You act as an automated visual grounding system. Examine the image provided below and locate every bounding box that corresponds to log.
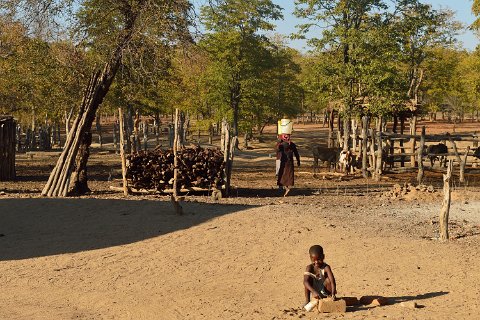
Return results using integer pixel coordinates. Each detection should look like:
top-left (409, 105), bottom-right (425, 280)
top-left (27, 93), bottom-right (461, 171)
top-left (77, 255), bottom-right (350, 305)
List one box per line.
top-left (109, 186), bottom-right (211, 194)
top-left (126, 147), bottom-right (225, 191)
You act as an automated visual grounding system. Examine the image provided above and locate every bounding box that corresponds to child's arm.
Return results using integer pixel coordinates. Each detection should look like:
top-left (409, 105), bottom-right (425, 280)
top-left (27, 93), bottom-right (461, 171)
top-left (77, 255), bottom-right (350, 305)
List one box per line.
top-left (303, 265), bottom-right (320, 301)
top-left (324, 265), bottom-right (337, 299)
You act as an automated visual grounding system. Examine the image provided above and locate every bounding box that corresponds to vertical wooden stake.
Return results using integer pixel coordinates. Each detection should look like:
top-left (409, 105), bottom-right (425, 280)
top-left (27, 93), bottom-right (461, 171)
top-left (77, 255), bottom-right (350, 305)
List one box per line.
top-left (173, 108), bottom-right (180, 199)
top-left (369, 128), bottom-right (376, 179)
top-left (375, 116), bottom-right (383, 181)
top-left (439, 160), bottom-right (453, 241)
top-left (361, 116), bottom-right (368, 178)
top-left (223, 122), bottom-right (231, 197)
top-left (417, 126), bottom-right (426, 185)
top-left (171, 108), bottom-right (183, 215)
top-left (410, 115), bottom-right (417, 167)
top-left (460, 146), bottom-right (470, 183)
top-left (118, 109), bottom-right (129, 196)
top-left (448, 135), bottom-right (467, 183)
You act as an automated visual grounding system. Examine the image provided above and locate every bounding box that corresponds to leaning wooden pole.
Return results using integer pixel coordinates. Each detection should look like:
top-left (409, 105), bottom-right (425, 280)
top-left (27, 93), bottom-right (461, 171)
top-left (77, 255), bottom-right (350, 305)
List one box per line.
top-left (41, 6), bottom-right (137, 197)
top-left (42, 72), bottom-right (99, 196)
top-left (439, 160), bottom-right (453, 241)
top-left (118, 109), bottom-right (129, 196)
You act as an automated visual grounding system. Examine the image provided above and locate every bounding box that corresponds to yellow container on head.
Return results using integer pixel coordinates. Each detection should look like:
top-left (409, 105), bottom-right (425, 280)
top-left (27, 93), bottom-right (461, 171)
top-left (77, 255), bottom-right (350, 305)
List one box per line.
top-left (277, 118), bottom-right (293, 135)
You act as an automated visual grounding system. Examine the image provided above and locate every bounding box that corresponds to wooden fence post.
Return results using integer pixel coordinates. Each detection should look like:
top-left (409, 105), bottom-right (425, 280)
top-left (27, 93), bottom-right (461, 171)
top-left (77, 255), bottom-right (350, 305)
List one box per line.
top-left (375, 116), bottom-right (383, 181)
top-left (118, 109), bottom-right (129, 196)
top-left (439, 160), bottom-right (453, 241)
top-left (361, 116), bottom-right (369, 178)
top-left (460, 146), bottom-right (470, 182)
top-left (223, 122), bottom-right (231, 197)
top-left (447, 134), bottom-right (468, 183)
top-left (369, 128), bottom-right (376, 179)
top-left (171, 108), bottom-right (183, 215)
top-left (417, 126), bottom-right (426, 184)
top-left (410, 115), bottom-right (417, 167)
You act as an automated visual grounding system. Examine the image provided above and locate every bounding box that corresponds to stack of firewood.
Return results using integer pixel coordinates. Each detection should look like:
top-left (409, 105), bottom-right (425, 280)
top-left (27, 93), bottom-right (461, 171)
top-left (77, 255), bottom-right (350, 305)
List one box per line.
top-left (126, 146), bottom-right (225, 191)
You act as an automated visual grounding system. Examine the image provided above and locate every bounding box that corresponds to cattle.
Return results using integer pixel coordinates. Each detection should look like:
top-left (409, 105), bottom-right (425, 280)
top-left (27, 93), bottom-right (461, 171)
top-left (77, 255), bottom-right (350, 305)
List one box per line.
top-left (424, 143), bottom-right (448, 167)
top-left (312, 146), bottom-right (341, 173)
top-left (473, 146), bottom-right (480, 159)
top-left (338, 150), bottom-right (351, 173)
top-left (338, 150), bottom-right (362, 174)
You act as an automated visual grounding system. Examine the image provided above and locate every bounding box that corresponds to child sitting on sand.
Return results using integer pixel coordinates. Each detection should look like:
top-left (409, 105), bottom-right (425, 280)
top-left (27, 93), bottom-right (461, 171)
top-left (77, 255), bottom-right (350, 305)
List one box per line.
top-left (303, 245), bottom-right (337, 306)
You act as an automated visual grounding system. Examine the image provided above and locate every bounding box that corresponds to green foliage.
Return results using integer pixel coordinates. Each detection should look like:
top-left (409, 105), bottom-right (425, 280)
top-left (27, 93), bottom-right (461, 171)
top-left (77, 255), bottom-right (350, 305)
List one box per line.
top-left (199, 0), bottom-right (285, 135)
top-left (74, 0), bottom-right (193, 116)
top-left (294, 0), bottom-right (460, 118)
top-left (0, 17), bottom-right (87, 125)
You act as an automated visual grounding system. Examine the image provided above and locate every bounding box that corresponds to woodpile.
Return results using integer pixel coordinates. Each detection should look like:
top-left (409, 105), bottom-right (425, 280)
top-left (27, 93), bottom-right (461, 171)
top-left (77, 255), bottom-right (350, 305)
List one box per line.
top-left (0, 115), bottom-right (16, 181)
top-left (126, 146), bottom-right (225, 191)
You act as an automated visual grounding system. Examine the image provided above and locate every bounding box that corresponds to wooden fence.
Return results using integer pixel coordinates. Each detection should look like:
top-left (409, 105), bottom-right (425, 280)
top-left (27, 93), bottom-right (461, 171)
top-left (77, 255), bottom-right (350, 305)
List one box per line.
top-left (0, 115), bottom-right (16, 181)
top-left (345, 125), bottom-right (479, 182)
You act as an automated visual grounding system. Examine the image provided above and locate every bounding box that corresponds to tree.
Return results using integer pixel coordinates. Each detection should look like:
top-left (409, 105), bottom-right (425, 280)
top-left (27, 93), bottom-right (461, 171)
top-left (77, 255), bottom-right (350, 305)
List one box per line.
top-left (200, 0), bottom-right (283, 139)
top-left (295, 0), bottom-right (393, 149)
top-left (237, 36), bottom-right (303, 134)
top-left (1, 0), bottom-right (193, 196)
top-left (294, 0), bottom-right (459, 126)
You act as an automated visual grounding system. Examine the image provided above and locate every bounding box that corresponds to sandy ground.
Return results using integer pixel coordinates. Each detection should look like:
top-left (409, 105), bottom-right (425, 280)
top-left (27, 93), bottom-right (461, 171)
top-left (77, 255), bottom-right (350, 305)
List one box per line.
top-left (1, 121), bottom-right (480, 319)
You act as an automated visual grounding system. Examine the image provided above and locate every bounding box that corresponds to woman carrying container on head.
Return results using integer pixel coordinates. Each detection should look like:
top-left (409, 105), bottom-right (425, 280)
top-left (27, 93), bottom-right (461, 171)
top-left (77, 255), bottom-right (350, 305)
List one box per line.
top-left (276, 133), bottom-right (300, 196)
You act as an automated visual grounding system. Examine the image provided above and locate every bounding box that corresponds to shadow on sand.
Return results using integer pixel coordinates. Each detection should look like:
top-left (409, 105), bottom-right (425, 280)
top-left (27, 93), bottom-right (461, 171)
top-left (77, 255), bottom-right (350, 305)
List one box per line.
top-left (348, 291), bottom-right (449, 312)
top-left (0, 198), bottom-right (257, 261)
